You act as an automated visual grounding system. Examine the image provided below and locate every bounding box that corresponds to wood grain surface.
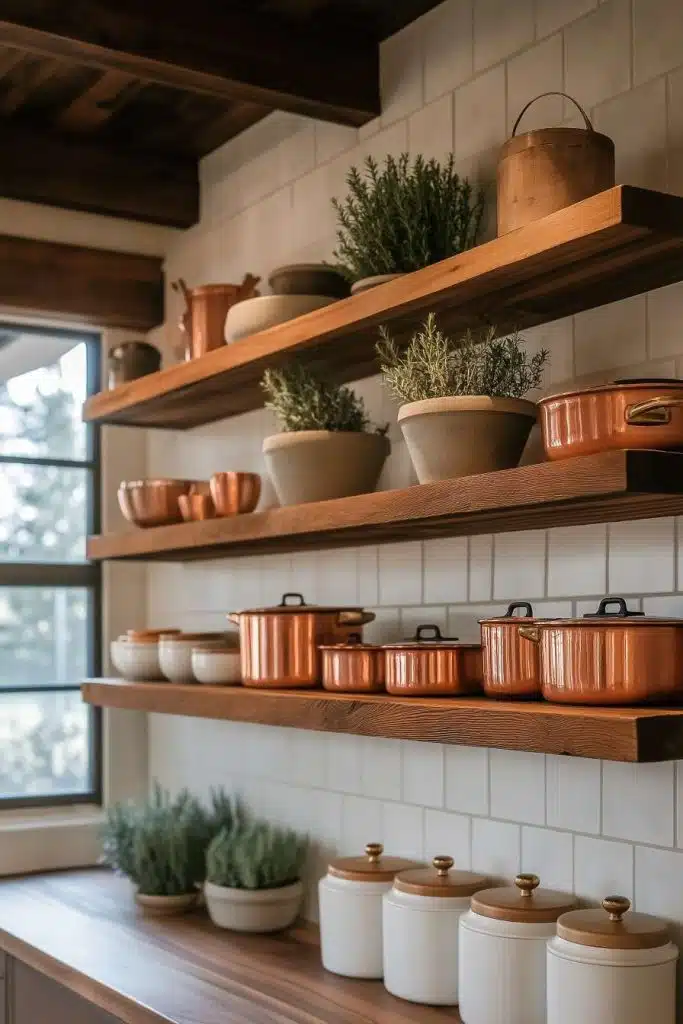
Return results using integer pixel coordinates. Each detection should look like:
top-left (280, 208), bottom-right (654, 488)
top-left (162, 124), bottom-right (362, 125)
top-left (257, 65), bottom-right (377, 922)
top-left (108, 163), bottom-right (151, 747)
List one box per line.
top-left (82, 185), bottom-right (683, 428)
top-left (87, 450), bottom-right (683, 562)
top-left (0, 870), bottom-right (460, 1024)
top-left (81, 678), bottom-right (683, 761)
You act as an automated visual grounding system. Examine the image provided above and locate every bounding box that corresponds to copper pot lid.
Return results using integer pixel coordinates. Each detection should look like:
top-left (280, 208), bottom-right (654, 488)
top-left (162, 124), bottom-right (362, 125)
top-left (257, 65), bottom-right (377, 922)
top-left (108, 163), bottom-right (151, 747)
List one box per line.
top-left (394, 856), bottom-right (488, 898)
top-left (541, 597), bottom-right (683, 627)
top-left (541, 377), bottom-right (683, 404)
top-left (471, 874), bottom-right (577, 923)
top-left (328, 843), bottom-right (421, 882)
top-left (232, 592), bottom-right (366, 615)
top-left (383, 624), bottom-right (479, 650)
top-left (557, 896), bottom-right (670, 950)
top-left (319, 633), bottom-right (379, 651)
top-left (480, 601), bottom-right (537, 625)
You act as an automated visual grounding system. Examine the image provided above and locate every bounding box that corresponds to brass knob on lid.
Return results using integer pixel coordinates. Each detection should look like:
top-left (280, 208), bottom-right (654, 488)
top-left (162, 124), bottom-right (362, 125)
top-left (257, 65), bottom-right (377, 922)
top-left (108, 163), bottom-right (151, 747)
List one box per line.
top-left (365, 843), bottom-right (383, 863)
top-left (433, 855), bottom-right (454, 877)
top-left (515, 874), bottom-right (540, 898)
top-left (603, 895), bottom-right (631, 921)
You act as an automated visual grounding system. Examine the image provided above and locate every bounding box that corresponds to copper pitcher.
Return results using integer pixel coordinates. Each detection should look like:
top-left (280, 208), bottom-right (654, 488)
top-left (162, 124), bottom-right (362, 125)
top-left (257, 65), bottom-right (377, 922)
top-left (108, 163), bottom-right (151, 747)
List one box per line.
top-left (172, 274), bottom-right (260, 361)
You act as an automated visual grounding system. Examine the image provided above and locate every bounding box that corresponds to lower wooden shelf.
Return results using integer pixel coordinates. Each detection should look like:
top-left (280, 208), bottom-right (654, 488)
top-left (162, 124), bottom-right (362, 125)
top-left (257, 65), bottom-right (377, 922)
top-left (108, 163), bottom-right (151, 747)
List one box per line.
top-left (81, 678), bottom-right (683, 762)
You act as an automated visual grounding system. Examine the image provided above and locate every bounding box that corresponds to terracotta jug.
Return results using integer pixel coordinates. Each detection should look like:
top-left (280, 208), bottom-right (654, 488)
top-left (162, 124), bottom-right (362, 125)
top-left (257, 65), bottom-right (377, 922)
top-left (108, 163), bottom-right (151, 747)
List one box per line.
top-left (172, 274), bottom-right (260, 360)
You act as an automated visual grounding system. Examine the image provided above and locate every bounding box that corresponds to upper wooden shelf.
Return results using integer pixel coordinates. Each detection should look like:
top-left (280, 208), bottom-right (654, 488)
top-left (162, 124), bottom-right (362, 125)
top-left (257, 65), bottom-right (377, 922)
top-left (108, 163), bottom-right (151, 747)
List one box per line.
top-left (88, 450), bottom-right (683, 561)
top-left (82, 678), bottom-right (683, 762)
top-left (84, 185), bottom-right (683, 430)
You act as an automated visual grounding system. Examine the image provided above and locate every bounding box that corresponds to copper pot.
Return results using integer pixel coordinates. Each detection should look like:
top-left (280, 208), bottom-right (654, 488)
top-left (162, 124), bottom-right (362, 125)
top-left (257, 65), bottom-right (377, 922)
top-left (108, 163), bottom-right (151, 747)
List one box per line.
top-left (480, 601), bottom-right (541, 699)
top-left (210, 472), bottom-right (261, 516)
top-left (383, 625), bottom-right (482, 697)
top-left (227, 593), bottom-right (375, 689)
top-left (539, 378), bottom-right (683, 461)
top-left (519, 597), bottom-right (683, 705)
top-left (172, 275), bottom-right (260, 360)
top-left (320, 633), bottom-right (385, 693)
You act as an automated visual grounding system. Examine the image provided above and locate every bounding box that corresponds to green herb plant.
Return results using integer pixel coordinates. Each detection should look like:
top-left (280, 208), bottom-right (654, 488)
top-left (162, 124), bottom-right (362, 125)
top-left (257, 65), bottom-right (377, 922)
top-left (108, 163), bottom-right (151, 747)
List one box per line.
top-left (263, 364), bottom-right (385, 434)
top-left (332, 154), bottom-right (484, 281)
top-left (377, 314), bottom-right (549, 405)
top-left (206, 821), bottom-right (308, 891)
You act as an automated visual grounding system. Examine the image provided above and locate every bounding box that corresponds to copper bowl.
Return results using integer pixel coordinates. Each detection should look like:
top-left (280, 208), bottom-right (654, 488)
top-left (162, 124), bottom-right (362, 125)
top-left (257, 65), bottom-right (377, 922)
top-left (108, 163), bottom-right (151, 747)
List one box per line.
top-left (118, 479), bottom-right (201, 528)
top-left (178, 493), bottom-right (216, 522)
top-left (210, 472), bottom-right (261, 517)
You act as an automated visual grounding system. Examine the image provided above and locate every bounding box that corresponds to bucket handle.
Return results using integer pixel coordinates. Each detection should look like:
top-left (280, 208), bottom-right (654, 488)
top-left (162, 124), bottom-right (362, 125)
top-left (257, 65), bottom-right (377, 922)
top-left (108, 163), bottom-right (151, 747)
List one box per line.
top-left (511, 92), bottom-right (594, 137)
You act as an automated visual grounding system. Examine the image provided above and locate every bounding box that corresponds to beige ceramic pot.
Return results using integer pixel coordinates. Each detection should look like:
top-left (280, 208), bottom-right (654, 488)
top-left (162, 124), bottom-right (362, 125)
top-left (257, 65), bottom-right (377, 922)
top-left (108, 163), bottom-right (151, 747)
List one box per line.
top-left (135, 891), bottom-right (198, 916)
top-left (350, 273), bottom-right (404, 295)
top-left (263, 430), bottom-right (390, 505)
top-left (398, 396), bottom-right (537, 483)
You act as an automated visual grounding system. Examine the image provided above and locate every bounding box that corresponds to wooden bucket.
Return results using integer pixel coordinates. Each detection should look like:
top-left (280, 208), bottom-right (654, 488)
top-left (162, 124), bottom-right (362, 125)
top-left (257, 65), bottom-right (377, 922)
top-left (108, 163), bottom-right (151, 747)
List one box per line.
top-left (497, 92), bottom-right (615, 235)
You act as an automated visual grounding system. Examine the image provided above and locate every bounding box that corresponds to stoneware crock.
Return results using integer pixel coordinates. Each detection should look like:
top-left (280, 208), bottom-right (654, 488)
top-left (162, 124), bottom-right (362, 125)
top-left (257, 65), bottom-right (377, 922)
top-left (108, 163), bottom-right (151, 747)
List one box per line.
top-left (383, 624), bottom-right (482, 696)
top-left (480, 601), bottom-right (541, 698)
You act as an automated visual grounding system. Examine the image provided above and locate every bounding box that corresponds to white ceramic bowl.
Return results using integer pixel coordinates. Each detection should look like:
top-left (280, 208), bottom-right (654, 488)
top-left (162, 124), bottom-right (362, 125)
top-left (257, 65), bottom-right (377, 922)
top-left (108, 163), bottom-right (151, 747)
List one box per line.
top-left (224, 294), bottom-right (337, 344)
top-left (191, 647), bottom-right (241, 685)
top-left (158, 633), bottom-right (227, 683)
top-left (110, 638), bottom-right (164, 681)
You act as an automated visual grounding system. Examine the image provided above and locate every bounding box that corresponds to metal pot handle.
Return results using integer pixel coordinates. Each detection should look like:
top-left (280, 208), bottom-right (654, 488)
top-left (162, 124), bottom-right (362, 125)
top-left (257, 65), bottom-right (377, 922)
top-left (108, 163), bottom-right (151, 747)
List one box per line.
top-left (583, 597), bottom-right (644, 618)
top-left (279, 592), bottom-right (307, 607)
top-left (504, 601), bottom-right (534, 618)
top-left (518, 625), bottom-right (541, 643)
top-left (338, 610), bottom-right (376, 626)
top-left (227, 612), bottom-right (240, 625)
top-left (410, 624), bottom-right (460, 642)
top-left (511, 92), bottom-right (593, 136)
top-left (625, 395), bottom-right (683, 425)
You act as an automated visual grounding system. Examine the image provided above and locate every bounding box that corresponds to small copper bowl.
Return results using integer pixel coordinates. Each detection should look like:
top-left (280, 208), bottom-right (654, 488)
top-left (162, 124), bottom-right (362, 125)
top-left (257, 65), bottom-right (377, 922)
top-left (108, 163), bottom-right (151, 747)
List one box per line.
top-left (178, 493), bottom-right (216, 522)
top-left (320, 633), bottom-right (385, 693)
top-left (210, 472), bottom-right (261, 517)
top-left (118, 479), bottom-right (200, 529)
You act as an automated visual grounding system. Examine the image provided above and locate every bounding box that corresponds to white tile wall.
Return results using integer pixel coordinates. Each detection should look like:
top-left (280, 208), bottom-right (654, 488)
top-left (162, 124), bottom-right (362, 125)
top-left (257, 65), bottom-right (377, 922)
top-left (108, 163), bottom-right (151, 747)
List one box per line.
top-left (144, 0), bottom-right (683, 1006)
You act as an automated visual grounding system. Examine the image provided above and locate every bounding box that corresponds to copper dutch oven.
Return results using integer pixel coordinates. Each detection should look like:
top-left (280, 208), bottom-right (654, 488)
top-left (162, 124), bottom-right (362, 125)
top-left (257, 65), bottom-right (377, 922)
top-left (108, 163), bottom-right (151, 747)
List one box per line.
top-left (480, 601), bottom-right (541, 699)
top-left (227, 592), bottom-right (375, 689)
top-left (518, 597), bottom-right (683, 705)
top-left (539, 378), bottom-right (683, 461)
top-left (383, 624), bottom-right (482, 697)
top-left (320, 633), bottom-right (385, 693)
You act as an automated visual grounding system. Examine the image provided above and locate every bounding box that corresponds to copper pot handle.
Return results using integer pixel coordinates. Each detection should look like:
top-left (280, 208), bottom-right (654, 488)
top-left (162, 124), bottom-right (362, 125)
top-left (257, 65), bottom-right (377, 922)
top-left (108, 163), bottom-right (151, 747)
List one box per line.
top-left (511, 92), bottom-right (593, 136)
top-left (339, 610), bottom-right (376, 626)
top-left (227, 612), bottom-right (240, 625)
top-left (518, 625), bottom-right (541, 643)
top-left (625, 395), bottom-right (683, 425)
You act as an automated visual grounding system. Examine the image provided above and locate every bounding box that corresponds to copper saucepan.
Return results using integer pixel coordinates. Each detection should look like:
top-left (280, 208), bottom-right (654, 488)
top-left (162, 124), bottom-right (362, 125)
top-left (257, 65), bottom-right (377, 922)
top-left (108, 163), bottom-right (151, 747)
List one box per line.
top-left (539, 378), bottom-right (683, 460)
top-left (519, 597), bottom-right (683, 705)
top-left (228, 592), bottom-right (375, 689)
top-left (320, 633), bottom-right (385, 693)
top-left (480, 601), bottom-right (541, 699)
top-left (383, 624), bottom-right (482, 697)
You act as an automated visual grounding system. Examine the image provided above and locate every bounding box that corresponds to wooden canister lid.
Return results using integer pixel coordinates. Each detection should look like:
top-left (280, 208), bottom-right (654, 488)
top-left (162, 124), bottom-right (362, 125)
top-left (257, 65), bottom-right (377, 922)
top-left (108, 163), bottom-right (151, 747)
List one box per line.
top-left (557, 896), bottom-right (670, 950)
top-left (471, 874), bottom-right (577, 923)
top-left (394, 856), bottom-right (488, 898)
top-left (328, 843), bottom-right (421, 882)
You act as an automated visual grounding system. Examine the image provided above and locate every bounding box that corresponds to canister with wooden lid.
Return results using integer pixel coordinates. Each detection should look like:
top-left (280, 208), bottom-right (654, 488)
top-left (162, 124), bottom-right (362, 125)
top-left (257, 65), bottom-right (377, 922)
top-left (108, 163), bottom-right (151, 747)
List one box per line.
top-left (547, 896), bottom-right (678, 1024)
top-left (318, 843), bottom-right (421, 979)
top-left (458, 873), bottom-right (577, 1024)
top-left (383, 855), bottom-right (488, 1005)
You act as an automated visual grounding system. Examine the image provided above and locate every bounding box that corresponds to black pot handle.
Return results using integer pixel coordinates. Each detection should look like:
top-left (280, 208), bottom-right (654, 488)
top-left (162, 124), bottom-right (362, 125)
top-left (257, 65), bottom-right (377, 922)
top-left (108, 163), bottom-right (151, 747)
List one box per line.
top-left (413, 624), bottom-right (460, 642)
top-left (583, 597), bottom-right (644, 618)
top-left (613, 377), bottom-right (683, 385)
top-left (504, 601), bottom-right (534, 619)
top-left (280, 592), bottom-right (306, 607)
top-left (346, 632), bottom-right (363, 645)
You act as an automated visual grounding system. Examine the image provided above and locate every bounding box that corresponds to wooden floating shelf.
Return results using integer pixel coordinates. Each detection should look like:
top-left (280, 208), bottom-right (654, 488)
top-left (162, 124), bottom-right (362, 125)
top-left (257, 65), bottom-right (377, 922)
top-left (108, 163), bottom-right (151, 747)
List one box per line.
top-left (84, 185), bottom-right (683, 430)
top-left (88, 450), bottom-right (683, 561)
top-left (82, 678), bottom-right (683, 762)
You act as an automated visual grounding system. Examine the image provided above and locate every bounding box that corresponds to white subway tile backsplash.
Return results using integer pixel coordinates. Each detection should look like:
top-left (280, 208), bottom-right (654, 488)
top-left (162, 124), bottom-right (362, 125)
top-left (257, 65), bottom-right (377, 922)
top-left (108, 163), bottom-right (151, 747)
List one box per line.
top-left (445, 745), bottom-right (490, 815)
top-left (647, 281), bottom-right (683, 360)
top-left (490, 750), bottom-right (546, 825)
top-left (357, 547), bottom-right (380, 607)
top-left (402, 741), bottom-right (445, 807)
top-left (359, 736), bottom-right (402, 801)
top-left (546, 756), bottom-right (602, 834)
top-left (608, 518), bottom-right (675, 594)
top-left (423, 0), bottom-right (473, 102)
top-left (634, 0), bottom-right (683, 85)
top-left (507, 35), bottom-right (564, 134)
top-left (383, 802), bottom-right (425, 859)
top-left (327, 734), bottom-right (363, 795)
top-left (547, 524), bottom-right (607, 597)
top-left (408, 93), bottom-right (454, 162)
top-left (635, 845), bottom-right (683, 918)
top-left (380, 19), bottom-right (424, 124)
top-left (602, 762), bottom-right (675, 847)
top-left (594, 77), bottom-right (668, 191)
top-left (379, 541), bottom-right (423, 605)
top-left (471, 818), bottom-right (521, 880)
top-left (574, 835), bottom-right (634, 902)
top-left (454, 65), bottom-right (507, 160)
top-left (424, 537), bottom-right (468, 604)
top-left (522, 827), bottom-right (574, 890)
top-left (535, 0), bottom-right (597, 38)
top-left (493, 530), bottom-right (546, 600)
top-left (425, 809), bottom-right (472, 867)
top-left (474, 0), bottom-right (534, 71)
top-left (468, 535), bottom-right (493, 600)
top-left (341, 795), bottom-right (384, 855)
top-left (574, 295), bottom-right (647, 375)
top-left (564, 0), bottom-right (631, 109)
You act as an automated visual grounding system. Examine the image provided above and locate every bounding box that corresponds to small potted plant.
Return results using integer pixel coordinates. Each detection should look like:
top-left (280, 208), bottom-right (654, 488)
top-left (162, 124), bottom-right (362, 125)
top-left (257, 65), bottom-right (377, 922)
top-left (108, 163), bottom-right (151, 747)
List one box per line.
top-left (204, 821), bottom-right (308, 932)
top-left (261, 364), bottom-right (389, 505)
top-left (332, 153), bottom-right (484, 294)
top-left (377, 314), bottom-right (548, 482)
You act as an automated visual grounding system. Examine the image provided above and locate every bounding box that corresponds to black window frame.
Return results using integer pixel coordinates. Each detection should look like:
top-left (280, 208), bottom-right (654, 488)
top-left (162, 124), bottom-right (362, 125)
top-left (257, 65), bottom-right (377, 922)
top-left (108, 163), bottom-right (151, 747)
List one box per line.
top-left (0, 323), bottom-right (102, 809)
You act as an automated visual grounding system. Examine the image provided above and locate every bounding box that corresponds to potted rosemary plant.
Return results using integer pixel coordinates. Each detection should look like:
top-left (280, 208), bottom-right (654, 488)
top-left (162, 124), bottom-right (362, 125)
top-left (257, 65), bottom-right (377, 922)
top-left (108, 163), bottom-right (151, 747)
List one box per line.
top-left (377, 314), bottom-right (548, 482)
top-left (332, 154), bottom-right (484, 294)
top-left (204, 821), bottom-right (308, 932)
top-left (262, 364), bottom-right (389, 505)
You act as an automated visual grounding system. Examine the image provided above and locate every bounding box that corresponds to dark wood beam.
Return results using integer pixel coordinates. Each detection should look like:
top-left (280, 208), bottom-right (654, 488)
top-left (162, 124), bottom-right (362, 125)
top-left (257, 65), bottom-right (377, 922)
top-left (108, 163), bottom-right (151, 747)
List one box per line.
top-left (0, 120), bottom-right (198, 227)
top-left (0, 0), bottom-right (380, 126)
top-left (0, 233), bottom-right (163, 330)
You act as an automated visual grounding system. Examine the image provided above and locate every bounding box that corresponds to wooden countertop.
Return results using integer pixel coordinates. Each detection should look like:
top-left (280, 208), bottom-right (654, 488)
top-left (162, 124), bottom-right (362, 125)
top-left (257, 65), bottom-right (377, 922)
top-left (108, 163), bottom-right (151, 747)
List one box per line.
top-left (0, 870), bottom-right (461, 1023)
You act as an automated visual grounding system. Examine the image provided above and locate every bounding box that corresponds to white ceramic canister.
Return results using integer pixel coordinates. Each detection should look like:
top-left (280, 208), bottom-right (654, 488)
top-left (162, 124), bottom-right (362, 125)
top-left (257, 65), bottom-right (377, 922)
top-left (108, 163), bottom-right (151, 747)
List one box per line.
top-left (458, 873), bottom-right (576, 1024)
top-left (383, 855), bottom-right (489, 1005)
top-left (318, 843), bottom-right (421, 979)
top-left (547, 895), bottom-right (678, 1024)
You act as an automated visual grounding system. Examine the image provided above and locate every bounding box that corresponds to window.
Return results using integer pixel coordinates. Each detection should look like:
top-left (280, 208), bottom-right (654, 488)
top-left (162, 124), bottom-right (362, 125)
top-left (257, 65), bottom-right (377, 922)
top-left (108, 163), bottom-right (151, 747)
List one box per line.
top-left (0, 325), bottom-right (101, 807)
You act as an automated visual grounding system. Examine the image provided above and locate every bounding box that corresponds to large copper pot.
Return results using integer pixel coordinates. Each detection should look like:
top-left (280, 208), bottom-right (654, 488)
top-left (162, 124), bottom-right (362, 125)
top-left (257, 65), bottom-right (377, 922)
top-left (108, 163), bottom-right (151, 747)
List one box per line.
top-left (383, 625), bottom-right (482, 697)
top-left (227, 593), bottom-right (375, 689)
top-left (518, 597), bottom-right (683, 705)
top-left (480, 601), bottom-right (541, 699)
top-left (320, 634), bottom-right (385, 693)
top-left (539, 378), bottom-right (683, 461)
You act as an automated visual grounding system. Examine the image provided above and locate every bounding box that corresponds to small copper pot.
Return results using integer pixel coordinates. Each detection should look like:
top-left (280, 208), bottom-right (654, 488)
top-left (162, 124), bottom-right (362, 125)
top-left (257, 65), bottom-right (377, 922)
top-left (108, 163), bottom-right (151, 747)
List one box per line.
top-left (539, 378), bottom-right (683, 460)
top-left (210, 472), bottom-right (261, 516)
top-left (480, 601), bottom-right (541, 699)
top-left (320, 633), bottom-right (385, 693)
top-left (519, 597), bottom-right (683, 705)
top-left (178, 493), bottom-right (216, 521)
top-left (383, 625), bottom-right (482, 697)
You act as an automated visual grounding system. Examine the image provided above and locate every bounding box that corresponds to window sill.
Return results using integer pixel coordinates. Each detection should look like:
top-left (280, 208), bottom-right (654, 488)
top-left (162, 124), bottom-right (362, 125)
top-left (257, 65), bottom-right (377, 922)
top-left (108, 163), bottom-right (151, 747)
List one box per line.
top-left (0, 804), bottom-right (102, 876)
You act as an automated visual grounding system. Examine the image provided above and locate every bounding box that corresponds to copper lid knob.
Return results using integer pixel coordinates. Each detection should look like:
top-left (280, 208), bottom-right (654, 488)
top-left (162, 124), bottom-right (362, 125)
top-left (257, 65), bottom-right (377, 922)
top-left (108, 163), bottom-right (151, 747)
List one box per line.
top-left (602, 895), bottom-right (631, 921)
top-left (365, 843), bottom-right (383, 863)
top-left (433, 855), bottom-right (454, 877)
top-left (515, 873), bottom-right (540, 898)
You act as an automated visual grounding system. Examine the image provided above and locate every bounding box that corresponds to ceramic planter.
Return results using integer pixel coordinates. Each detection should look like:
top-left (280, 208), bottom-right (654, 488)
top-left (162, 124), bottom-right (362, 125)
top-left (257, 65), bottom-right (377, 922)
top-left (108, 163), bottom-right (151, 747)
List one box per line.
top-left (350, 273), bottom-right (404, 295)
top-left (263, 430), bottom-right (390, 506)
top-left (397, 395), bottom-right (537, 483)
top-left (204, 879), bottom-right (303, 932)
top-left (135, 891), bottom-right (198, 916)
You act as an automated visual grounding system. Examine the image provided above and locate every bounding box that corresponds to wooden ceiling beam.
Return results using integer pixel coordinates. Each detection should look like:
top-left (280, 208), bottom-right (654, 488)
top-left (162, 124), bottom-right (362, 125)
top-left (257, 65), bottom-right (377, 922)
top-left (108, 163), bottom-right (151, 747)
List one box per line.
top-left (57, 69), bottom-right (141, 130)
top-left (0, 1), bottom-right (380, 126)
top-left (0, 120), bottom-right (198, 227)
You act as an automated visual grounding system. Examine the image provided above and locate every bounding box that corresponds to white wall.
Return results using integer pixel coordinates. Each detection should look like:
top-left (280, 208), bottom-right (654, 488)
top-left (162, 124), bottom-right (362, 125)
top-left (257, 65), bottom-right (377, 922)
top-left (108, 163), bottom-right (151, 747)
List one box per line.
top-left (146, 0), bottom-right (683, 1005)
